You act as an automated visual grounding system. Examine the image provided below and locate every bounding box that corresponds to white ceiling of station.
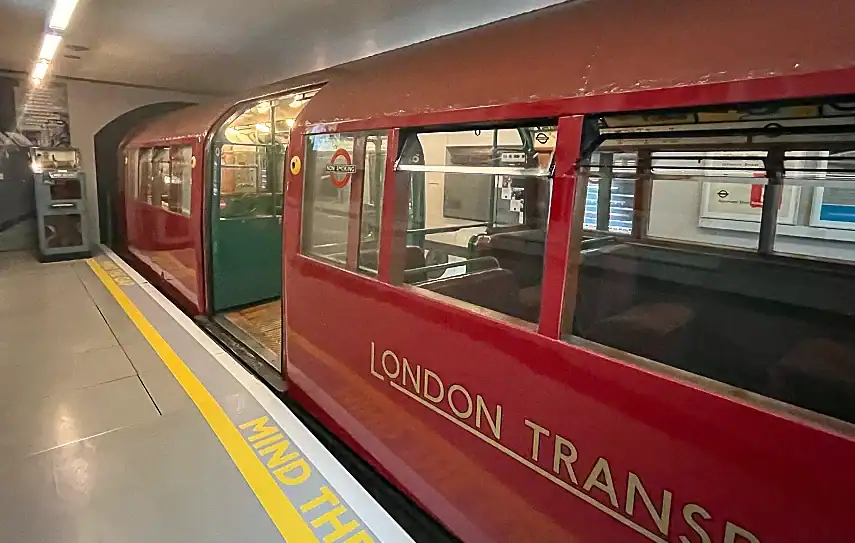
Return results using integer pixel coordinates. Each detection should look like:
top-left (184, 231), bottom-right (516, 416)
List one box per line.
top-left (0, 0), bottom-right (568, 95)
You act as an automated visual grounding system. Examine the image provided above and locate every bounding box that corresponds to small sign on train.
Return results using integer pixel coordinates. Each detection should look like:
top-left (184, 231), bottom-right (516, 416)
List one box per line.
top-left (326, 148), bottom-right (355, 188)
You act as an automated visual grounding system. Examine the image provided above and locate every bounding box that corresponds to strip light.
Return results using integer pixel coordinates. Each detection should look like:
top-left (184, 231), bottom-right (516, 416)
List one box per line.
top-left (48, 0), bottom-right (80, 31)
top-left (38, 33), bottom-right (62, 62)
top-left (31, 0), bottom-right (82, 85)
top-left (32, 60), bottom-right (50, 82)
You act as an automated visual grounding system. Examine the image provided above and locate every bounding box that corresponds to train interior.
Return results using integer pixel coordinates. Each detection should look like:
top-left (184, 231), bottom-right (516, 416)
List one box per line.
top-left (211, 90), bottom-right (316, 370)
top-left (392, 99), bottom-right (855, 425)
top-left (395, 126), bottom-right (555, 325)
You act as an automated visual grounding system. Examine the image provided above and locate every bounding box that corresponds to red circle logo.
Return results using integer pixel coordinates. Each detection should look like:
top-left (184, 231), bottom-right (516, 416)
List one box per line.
top-left (326, 148), bottom-right (355, 188)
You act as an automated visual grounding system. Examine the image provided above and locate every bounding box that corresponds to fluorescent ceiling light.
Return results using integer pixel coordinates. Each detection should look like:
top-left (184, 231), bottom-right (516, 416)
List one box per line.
top-left (31, 59), bottom-right (50, 82)
top-left (49, 0), bottom-right (80, 31)
top-left (285, 119), bottom-right (295, 128)
top-left (255, 123), bottom-right (271, 133)
top-left (39, 33), bottom-right (62, 61)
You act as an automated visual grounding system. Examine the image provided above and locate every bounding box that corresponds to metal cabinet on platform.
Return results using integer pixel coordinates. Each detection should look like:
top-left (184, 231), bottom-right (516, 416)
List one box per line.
top-left (32, 147), bottom-right (91, 261)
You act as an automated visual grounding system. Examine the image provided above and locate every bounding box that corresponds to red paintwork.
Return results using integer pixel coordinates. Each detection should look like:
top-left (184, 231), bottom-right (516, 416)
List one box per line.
top-left (122, 137), bottom-right (206, 314)
top-left (283, 1), bottom-right (855, 541)
top-left (300, 0), bottom-right (855, 130)
top-left (117, 72), bottom-right (333, 315)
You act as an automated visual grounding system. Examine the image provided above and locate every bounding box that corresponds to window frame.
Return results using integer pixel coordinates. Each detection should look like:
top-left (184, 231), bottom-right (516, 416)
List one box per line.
top-left (299, 130), bottom-right (390, 274)
top-left (384, 122), bottom-right (563, 330)
top-left (133, 144), bottom-right (193, 217)
top-left (559, 104), bottom-right (855, 428)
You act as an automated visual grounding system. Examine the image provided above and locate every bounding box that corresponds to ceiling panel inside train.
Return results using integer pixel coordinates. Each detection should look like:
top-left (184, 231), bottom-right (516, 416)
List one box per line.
top-left (0, 0), bottom-right (568, 95)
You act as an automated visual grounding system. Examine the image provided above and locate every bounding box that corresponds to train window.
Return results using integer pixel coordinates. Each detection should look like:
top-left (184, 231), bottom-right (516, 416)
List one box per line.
top-left (138, 148), bottom-right (153, 204)
top-left (218, 145), bottom-right (272, 218)
top-left (395, 125), bottom-right (557, 325)
top-left (127, 150), bottom-right (139, 199)
top-left (567, 101), bottom-right (855, 424)
top-left (152, 148), bottom-right (171, 211)
top-left (358, 134), bottom-right (388, 274)
top-left (216, 91), bottom-right (318, 220)
top-left (301, 133), bottom-right (357, 266)
top-left (170, 146), bottom-right (192, 216)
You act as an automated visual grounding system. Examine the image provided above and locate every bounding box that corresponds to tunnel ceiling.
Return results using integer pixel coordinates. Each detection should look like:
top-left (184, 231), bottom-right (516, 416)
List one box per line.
top-left (0, 0), bottom-right (568, 95)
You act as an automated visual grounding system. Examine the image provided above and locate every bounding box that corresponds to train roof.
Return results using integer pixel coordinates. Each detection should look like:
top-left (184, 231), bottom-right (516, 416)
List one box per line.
top-left (123, 70), bottom-right (335, 147)
top-left (125, 0), bottom-right (855, 147)
top-left (301, 0), bottom-right (855, 127)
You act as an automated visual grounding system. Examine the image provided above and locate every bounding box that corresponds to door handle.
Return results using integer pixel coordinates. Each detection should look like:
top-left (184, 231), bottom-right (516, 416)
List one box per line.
top-left (50, 203), bottom-right (76, 209)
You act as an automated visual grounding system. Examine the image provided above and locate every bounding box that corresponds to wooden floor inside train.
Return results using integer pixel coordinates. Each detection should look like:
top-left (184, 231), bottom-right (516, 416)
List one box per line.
top-left (217, 300), bottom-right (282, 370)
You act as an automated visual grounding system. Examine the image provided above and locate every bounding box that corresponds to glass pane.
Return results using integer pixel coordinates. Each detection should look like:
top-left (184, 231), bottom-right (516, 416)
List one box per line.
top-left (49, 177), bottom-right (82, 201)
top-left (219, 145), bottom-right (273, 219)
top-left (138, 149), bottom-right (153, 204)
top-left (32, 148), bottom-right (79, 172)
top-left (571, 142), bottom-right (855, 424)
top-left (171, 146), bottom-right (192, 216)
top-left (44, 214), bottom-right (82, 248)
top-left (152, 148), bottom-right (170, 211)
top-left (224, 102), bottom-right (273, 145)
top-left (398, 125), bottom-right (556, 324)
top-left (358, 134), bottom-right (388, 274)
top-left (301, 133), bottom-right (356, 265)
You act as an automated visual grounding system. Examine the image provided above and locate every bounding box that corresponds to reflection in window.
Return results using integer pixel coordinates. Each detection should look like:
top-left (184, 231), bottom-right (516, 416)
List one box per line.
top-left (216, 90), bottom-right (319, 220)
top-left (301, 133), bottom-right (356, 265)
top-left (171, 146), bottom-right (193, 216)
top-left (138, 148), bottom-right (153, 204)
top-left (569, 105), bottom-right (855, 425)
top-left (396, 125), bottom-right (557, 324)
top-left (358, 134), bottom-right (388, 274)
top-left (134, 146), bottom-right (192, 215)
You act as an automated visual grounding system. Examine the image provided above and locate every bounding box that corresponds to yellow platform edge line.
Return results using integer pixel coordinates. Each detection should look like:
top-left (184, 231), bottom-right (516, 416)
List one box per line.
top-left (86, 258), bottom-right (320, 543)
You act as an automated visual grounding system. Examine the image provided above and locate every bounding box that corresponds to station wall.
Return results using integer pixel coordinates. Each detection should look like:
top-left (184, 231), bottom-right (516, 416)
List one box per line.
top-left (65, 79), bottom-right (208, 244)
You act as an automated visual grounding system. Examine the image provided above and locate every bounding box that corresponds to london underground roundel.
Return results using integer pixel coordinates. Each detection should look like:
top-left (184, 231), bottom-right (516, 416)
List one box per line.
top-left (326, 148), bottom-right (355, 188)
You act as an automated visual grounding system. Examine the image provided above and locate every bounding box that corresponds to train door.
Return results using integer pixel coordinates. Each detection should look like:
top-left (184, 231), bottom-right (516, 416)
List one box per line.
top-left (209, 91), bottom-right (315, 369)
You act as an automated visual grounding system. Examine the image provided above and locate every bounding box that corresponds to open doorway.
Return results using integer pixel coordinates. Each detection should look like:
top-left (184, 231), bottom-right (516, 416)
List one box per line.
top-left (94, 101), bottom-right (194, 249)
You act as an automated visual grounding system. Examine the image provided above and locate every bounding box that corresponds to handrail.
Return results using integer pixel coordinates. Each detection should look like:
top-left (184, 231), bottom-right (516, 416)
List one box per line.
top-left (404, 256), bottom-right (499, 279)
top-left (406, 222), bottom-right (490, 236)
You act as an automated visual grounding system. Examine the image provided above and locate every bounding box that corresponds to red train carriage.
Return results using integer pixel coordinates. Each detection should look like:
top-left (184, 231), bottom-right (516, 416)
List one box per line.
top-left (118, 77), bottom-right (326, 376)
top-left (283, 0), bottom-right (855, 541)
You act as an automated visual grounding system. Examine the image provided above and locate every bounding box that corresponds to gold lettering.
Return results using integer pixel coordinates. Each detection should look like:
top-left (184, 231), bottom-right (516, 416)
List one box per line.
top-left (582, 457), bottom-right (618, 508)
top-left (301, 486), bottom-right (340, 513)
top-left (679, 503), bottom-right (712, 543)
top-left (381, 350), bottom-right (400, 379)
top-left (274, 458), bottom-right (311, 486)
top-left (447, 384), bottom-right (473, 419)
top-left (402, 359), bottom-right (420, 393)
top-left (239, 416), bottom-right (278, 442)
top-left (626, 472), bottom-right (672, 536)
top-left (475, 396), bottom-right (502, 440)
top-left (526, 419), bottom-right (550, 462)
top-left (344, 531), bottom-right (376, 543)
top-left (423, 369), bottom-right (444, 403)
top-left (552, 434), bottom-right (579, 484)
top-left (724, 522), bottom-right (760, 543)
top-left (259, 438), bottom-right (298, 469)
top-left (370, 342), bottom-right (384, 381)
top-left (311, 505), bottom-right (359, 542)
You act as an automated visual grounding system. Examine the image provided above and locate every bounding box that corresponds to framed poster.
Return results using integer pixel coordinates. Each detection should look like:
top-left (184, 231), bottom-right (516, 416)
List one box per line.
top-left (700, 182), bottom-right (800, 224)
top-left (810, 186), bottom-right (855, 230)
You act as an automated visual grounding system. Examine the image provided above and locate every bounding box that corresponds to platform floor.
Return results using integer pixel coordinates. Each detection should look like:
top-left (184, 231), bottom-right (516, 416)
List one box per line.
top-left (0, 249), bottom-right (412, 543)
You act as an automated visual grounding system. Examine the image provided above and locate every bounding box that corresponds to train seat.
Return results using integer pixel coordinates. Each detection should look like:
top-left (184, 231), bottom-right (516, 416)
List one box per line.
top-left (770, 338), bottom-right (855, 421)
top-left (424, 268), bottom-right (523, 320)
top-left (583, 301), bottom-right (695, 366)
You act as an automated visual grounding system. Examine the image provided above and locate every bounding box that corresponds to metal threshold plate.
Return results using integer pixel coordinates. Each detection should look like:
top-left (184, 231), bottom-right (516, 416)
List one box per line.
top-left (216, 299), bottom-right (282, 370)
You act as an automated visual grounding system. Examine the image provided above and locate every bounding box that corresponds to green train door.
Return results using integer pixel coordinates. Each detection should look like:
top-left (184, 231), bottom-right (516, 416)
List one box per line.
top-left (209, 97), bottom-right (300, 313)
top-left (210, 141), bottom-right (284, 312)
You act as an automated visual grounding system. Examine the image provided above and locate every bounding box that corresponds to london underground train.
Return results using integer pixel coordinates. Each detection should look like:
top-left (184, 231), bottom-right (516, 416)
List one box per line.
top-left (122, 0), bottom-right (855, 541)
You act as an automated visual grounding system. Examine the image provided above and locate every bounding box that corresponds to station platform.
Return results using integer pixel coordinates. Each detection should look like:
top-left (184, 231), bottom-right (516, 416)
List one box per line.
top-left (0, 248), bottom-right (415, 543)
